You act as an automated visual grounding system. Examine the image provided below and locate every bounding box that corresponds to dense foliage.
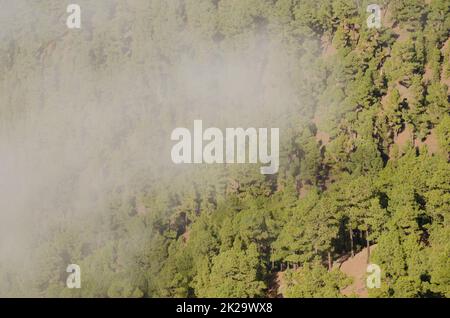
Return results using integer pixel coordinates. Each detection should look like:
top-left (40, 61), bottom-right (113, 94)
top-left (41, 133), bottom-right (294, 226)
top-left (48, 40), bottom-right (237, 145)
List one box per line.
top-left (0, 0), bottom-right (449, 298)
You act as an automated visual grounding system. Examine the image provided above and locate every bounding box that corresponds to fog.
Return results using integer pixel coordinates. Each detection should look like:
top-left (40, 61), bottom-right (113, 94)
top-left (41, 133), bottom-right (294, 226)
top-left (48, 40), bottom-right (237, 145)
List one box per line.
top-left (0, 1), bottom-right (317, 295)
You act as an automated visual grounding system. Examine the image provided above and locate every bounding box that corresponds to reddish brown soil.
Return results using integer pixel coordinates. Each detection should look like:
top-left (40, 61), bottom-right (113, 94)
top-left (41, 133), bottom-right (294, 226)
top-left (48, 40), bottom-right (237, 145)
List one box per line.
top-left (269, 272), bottom-right (285, 298)
top-left (313, 114), bottom-right (331, 146)
top-left (182, 229), bottom-right (190, 244)
top-left (394, 125), bottom-right (413, 149)
top-left (338, 245), bottom-right (377, 298)
top-left (397, 82), bottom-right (413, 101)
top-left (415, 129), bottom-right (439, 155)
top-left (392, 26), bottom-right (409, 42)
top-left (315, 131), bottom-right (331, 146)
top-left (321, 34), bottom-right (337, 58)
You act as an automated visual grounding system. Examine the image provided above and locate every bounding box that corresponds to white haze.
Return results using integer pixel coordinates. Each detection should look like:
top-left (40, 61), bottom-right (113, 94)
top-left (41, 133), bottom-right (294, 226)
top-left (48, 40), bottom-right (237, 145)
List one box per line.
top-left (0, 0), bottom-right (317, 295)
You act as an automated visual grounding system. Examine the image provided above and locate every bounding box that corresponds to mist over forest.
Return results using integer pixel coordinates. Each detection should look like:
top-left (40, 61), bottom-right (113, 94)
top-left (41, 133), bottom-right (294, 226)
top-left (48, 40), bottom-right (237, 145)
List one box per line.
top-left (0, 0), bottom-right (449, 298)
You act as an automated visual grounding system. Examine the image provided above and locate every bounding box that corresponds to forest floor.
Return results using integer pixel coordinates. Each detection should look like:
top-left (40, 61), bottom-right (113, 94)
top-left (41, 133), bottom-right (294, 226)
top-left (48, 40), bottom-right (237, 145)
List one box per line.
top-left (268, 272), bottom-right (285, 298)
top-left (271, 245), bottom-right (377, 298)
top-left (336, 245), bottom-right (376, 298)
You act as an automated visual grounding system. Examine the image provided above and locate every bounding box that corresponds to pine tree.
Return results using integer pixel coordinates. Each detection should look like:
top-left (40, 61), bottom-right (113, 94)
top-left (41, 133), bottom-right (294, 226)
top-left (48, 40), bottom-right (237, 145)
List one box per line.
top-left (197, 243), bottom-right (265, 297)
